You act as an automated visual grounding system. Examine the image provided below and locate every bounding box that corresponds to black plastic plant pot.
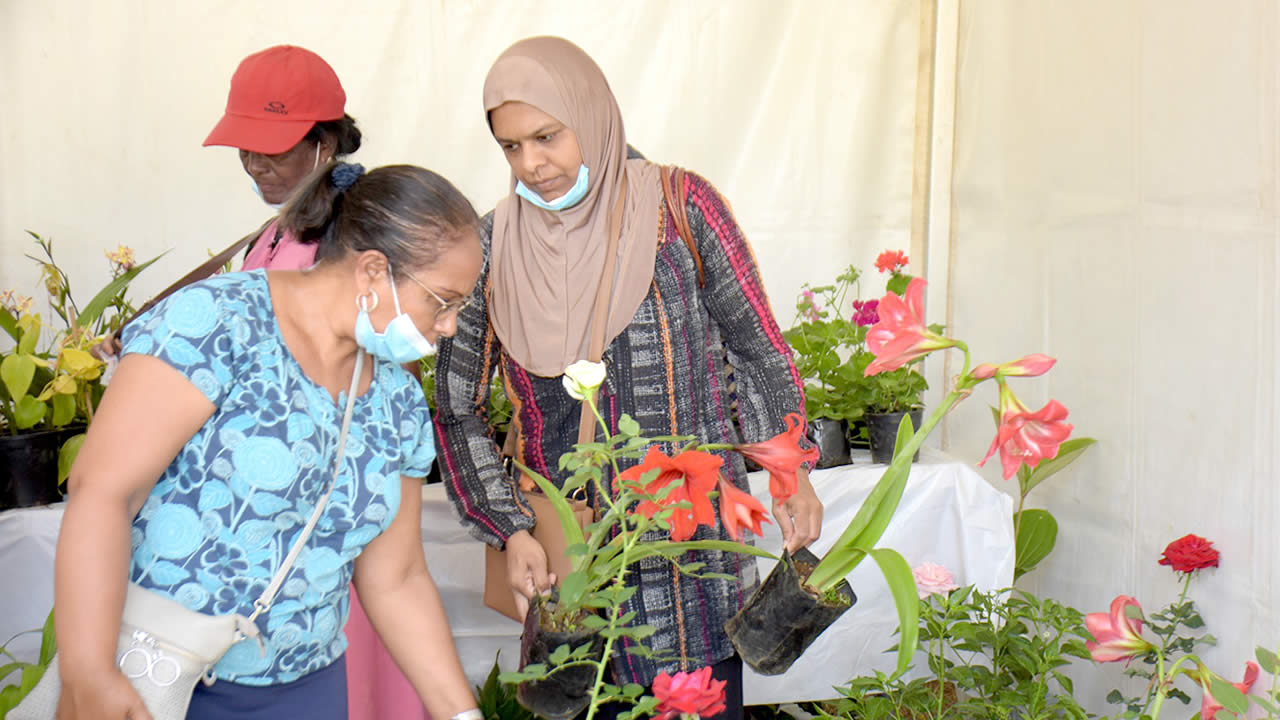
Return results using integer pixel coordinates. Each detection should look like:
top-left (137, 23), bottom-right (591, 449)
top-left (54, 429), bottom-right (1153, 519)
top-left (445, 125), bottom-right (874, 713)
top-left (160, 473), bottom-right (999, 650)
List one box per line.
top-left (809, 417), bottom-right (851, 469)
top-left (0, 426), bottom-right (78, 510)
top-left (865, 409), bottom-right (923, 464)
top-left (724, 547), bottom-right (856, 676)
top-left (516, 598), bottom-right (606, 720)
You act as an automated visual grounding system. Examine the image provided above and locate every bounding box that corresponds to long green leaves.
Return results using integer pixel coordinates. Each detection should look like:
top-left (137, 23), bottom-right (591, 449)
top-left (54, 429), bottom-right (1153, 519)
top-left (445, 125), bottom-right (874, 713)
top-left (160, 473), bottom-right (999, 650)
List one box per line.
top-left (74, 254), bottom-right (165, 331)
top-left (866, 547), bottom-right (918, 678)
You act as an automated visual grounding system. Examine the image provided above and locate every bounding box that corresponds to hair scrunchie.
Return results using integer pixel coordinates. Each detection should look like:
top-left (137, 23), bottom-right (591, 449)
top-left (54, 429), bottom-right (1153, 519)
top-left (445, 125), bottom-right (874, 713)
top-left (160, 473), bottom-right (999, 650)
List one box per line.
top-left (330, 162), bottom-right (366, 193)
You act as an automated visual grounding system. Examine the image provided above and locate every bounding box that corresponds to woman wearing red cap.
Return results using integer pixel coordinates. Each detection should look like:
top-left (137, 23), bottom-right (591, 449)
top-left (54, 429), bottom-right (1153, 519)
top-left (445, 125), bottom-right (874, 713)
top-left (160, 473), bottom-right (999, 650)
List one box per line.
top-left (203, 44), bottom-right (363, 272)
top-left (203, 46), bottom-right (425, 720)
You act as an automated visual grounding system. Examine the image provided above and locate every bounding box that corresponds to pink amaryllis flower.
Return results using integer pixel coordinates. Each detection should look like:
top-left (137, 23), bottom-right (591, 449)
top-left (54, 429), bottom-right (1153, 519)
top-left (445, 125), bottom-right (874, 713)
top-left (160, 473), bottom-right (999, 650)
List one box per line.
top-left (1197, 661), bottom-right (1260, 720)
top-left (1084, 596), bottom-right (1155, 663)
top-left (864, 277), bottom-right (956, 375)
top-left (734, 413), bottom-right (818, 503)
top-left (970, 354), bottom-right (1058, 380)
top-left (978, 382), bottom-right (1074, 480)
top-left (717, 476), bottom-right (771, 541)
top-left (653, 666), bottom-right (727, 720)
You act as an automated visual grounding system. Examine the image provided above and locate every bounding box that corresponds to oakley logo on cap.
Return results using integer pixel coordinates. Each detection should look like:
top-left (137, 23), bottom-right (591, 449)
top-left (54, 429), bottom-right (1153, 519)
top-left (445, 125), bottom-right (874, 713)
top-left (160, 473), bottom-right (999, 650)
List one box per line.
top-left (264, 101), bottom-right (288, 115)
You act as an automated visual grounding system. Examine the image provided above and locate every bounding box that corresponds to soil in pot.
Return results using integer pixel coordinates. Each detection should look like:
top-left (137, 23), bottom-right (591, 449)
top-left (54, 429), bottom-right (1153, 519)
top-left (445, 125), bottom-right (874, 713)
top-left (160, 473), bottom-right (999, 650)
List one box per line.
top-left (517, 597), bottom-right (606, 720)
top-left (809, 418), bottom-right (851, 469)
top-left (865, 409), bottom-right (923, 464)
top-left (0, 426), bottom-right (80, 510)
top-left (724, 547), bottom-right (856, 676)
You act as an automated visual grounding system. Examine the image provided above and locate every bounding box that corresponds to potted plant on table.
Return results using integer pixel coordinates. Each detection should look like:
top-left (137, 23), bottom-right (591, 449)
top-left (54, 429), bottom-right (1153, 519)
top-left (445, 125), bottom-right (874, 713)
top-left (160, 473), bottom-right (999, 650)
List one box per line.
top-left (784, 251), bottom-right (934, 467)
top-left (0, 233), bottom-right (159, 509)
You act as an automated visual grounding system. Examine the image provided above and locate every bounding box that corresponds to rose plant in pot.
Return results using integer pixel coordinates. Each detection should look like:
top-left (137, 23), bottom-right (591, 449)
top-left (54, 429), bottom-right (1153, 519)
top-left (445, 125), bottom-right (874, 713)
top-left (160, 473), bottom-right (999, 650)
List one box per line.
top-left (498, 362), bottom-right (814, 720)
top-left (725, 275), bottom-right (1079, 680)
top-left (0, 233), bottom-right (160, 509)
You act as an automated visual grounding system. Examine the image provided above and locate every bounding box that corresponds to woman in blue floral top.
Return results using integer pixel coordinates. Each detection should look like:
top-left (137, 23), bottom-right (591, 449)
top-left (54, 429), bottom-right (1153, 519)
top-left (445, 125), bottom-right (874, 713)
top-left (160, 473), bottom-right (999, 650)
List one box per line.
top-left (52, 163), bottom-right (486, 720)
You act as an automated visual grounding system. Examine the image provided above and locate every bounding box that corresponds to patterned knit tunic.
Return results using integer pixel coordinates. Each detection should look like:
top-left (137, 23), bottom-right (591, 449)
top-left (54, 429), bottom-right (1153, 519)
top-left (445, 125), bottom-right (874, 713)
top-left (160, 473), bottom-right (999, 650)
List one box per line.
top-left (434, 171), bottom-right (806, 685)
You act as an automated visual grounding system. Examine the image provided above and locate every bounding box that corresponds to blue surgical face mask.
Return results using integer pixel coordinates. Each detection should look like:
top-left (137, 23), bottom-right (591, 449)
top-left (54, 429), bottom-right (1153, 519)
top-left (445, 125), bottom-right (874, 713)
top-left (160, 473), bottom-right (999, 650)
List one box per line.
top-left (515, 164), bottom-right (590, 211)
top-left (250, 179), bottom-right (286, 210)
top-left (354, 270), bottom-right (436, 363)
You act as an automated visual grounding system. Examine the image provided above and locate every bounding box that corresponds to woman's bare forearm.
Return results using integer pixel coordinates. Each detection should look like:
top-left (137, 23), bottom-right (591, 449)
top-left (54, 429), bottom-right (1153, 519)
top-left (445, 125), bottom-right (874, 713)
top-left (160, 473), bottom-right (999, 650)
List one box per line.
top-left (53, 485), bottom-right (136, 680)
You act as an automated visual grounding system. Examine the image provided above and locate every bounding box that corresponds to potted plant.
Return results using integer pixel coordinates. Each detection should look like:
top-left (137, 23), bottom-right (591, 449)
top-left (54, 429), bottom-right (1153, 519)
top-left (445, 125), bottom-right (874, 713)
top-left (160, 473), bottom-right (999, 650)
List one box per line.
top-left (783, 265), bottom-right (870, 467)
top-left (498, 362), bottom-right (814, 720)
top-left (784, 251), bottom-right (935, 467)
top-left (0, 233), bottom-right (159, 509)
top-left (727, 274), bottom-right (1078, 679)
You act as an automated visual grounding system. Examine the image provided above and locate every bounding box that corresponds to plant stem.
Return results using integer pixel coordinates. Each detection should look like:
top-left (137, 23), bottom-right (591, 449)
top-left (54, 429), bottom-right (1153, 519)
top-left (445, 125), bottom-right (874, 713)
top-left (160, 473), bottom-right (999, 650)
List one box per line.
top-left (583, 525), bottom-right (638, 720)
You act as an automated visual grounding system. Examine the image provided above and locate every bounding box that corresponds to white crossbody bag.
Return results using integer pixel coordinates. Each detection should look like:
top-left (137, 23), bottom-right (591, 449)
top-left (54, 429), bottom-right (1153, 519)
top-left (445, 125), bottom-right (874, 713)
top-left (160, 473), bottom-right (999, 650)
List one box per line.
top-left (12, 352), bottom-right (368, 720)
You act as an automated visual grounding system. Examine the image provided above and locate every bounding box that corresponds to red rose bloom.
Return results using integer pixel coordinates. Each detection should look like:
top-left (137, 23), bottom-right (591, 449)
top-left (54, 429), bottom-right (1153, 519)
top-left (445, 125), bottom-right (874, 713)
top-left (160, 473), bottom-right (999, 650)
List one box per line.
top-left (652, 666), bottom-right (727, 720)
top-left (1158, 534), bottom-right (1220, 574)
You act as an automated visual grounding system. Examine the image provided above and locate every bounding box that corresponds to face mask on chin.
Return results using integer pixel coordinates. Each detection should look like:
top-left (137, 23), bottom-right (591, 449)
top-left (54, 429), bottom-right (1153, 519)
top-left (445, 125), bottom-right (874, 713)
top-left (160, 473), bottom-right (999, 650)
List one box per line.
top-left (353, 267), bottom-right (436, 364)
top-left (249, 143), bottom-right (325, 211)
top-left (515, 163), bottom-right (590, 211)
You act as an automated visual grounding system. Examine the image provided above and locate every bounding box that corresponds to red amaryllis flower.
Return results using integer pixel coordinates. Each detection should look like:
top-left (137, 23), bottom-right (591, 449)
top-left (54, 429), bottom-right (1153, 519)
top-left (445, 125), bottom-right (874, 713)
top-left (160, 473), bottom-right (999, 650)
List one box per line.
top-left (864, 277), bottom-right (956, 375)
top-left (734, 413), bottom-right (818, 503)
top-left (718, 476), bottom-right (771, 541)
top-left (1158, 534), bottom-right (1220, 574)
top-left (1198, 661), bottom-right (1260, 720)
top-left (970, 354), bottom-right (1058, 380)
top-left (978, 382), bottom-right (1074, 480)
top-left (875, 249), bottom-right (909, 273)
top-left (652, 666), bottom-right (727, 720)
top-left (1084, 595), bottom-right (1155, 663)
top-left (619, 446), bottom-right (722, 542)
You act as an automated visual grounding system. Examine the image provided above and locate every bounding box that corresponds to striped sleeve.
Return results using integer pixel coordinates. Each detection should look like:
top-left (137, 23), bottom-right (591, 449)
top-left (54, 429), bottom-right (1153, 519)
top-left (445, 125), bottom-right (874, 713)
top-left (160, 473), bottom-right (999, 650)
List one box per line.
top-left (683, 171), bottom-right (808, 442)
top-left (433, 213), bottom-right (536, 547)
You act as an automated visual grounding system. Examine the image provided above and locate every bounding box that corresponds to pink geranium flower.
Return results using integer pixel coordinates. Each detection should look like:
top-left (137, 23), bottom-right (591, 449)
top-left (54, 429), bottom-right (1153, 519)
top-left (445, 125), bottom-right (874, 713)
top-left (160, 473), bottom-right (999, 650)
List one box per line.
top-left (851, 299), bottom-right (879, 327)
top-left (1084, 596), bottom-right (1155, 663)
top-left (978, 382), bottom-right (1074, 480)
top-left (864, 277), bottom-right (956, 375)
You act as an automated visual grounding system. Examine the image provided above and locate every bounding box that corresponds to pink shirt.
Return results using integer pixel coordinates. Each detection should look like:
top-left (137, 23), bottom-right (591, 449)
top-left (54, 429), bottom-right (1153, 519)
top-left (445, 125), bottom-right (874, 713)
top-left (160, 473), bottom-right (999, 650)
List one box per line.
top-left (240, 219), bottom-right (319, 271)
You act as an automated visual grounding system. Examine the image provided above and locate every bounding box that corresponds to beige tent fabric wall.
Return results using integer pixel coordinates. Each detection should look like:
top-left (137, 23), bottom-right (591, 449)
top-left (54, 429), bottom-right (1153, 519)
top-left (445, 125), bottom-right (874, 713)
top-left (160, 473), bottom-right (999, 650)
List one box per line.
top-left (944, 0), bottom-right (1279, 706)
top-left (0, 1), bottom-right (922, 333)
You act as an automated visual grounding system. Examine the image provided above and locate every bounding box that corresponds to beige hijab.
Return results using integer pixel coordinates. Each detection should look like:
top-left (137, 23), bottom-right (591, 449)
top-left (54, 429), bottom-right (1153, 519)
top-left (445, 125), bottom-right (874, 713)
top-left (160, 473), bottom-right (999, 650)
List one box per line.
top-left (484, 36), bottom-right (661, 378)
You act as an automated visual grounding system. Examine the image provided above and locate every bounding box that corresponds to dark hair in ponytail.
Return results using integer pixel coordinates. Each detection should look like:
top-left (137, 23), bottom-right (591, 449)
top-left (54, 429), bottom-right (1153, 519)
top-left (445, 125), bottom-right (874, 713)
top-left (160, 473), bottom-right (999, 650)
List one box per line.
top-left (279, 162), bottom-right (480, 274)
top-left (305, 114), bottom-right (363, 157)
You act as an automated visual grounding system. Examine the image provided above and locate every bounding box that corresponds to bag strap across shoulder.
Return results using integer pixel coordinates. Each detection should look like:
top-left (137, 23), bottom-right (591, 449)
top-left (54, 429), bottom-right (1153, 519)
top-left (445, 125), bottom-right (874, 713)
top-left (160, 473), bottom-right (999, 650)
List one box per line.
top-left (112, 217), bottom-right (276, 342)
top-left (660, 165), bottom-right (704, 288)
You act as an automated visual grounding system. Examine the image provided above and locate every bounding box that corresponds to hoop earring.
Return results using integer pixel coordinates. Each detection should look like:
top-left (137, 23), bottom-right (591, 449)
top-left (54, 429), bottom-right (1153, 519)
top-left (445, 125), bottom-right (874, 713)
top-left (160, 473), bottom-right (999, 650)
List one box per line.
top-left (356, 288), bottom-right (379, 312)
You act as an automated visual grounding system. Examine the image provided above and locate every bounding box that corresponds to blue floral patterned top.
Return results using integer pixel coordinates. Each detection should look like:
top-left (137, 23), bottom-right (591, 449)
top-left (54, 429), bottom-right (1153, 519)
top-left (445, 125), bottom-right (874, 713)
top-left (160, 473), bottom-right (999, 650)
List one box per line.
top-left (120, 270), bottom-right (435, 685)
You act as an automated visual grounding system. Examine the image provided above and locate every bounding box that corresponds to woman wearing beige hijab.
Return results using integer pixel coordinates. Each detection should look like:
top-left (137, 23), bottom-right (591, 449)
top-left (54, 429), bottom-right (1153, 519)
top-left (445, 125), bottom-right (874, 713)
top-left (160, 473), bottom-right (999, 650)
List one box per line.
top-left (435, 36), bottom-right (822, 718)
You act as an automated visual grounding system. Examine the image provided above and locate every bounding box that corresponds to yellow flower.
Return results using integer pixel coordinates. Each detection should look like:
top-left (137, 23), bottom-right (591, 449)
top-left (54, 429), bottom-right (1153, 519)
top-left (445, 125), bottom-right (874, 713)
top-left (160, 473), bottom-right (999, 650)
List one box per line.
top-left (105, 244), bottom-right (137, 272)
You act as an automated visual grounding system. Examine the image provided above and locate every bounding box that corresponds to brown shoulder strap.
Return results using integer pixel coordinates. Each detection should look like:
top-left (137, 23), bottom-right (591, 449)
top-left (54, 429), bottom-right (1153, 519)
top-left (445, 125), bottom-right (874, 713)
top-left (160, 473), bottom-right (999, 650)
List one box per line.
top-left (660, 165), bottom-right (703, 287)
top-left (113, 217), bottom-right (275, 341)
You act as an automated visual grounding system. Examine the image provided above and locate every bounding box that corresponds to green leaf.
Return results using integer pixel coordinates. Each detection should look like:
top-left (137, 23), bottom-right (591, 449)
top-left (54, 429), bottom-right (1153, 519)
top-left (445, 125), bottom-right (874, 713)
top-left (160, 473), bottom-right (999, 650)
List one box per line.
top-left (867, 547), bottom-right (918, 678)
top-left (623, 683), bottom-right (644, 698)
top-left (548, 644), bottom-right (571, 666)
top-left (50, 392), bottom-right (75, 426)
top-left (523, 469), bottom-right (587, 556)
top-left (13, 395), bottom-right (47, 429)
top-left (1256, 646), bottom-right (1279, 674)
top-left (1014, 509), bottom-right (1058, 580)
top-left (17, 321), bottom-right (39, 356)
top-left (886, 273), bottom-right (911, 296)
top-left (806, 415), bottom-right (914, 591)
top-left (0, 306), bottom-right (18, 342)
top-left (618, 415), bottom-right (640, 437)
top-left (74, 253), bottom-right (165, 331)
top-left (1022, 438), bottom-right (1096, 495)
top-left (1, 354), bottom-right (36, 399)
top-left (580, 614), bottom-right (608, 630)
top-left (37, 608), bottom-right (56, 666)
top-left (1207, 676), bottom-right (1249, 713)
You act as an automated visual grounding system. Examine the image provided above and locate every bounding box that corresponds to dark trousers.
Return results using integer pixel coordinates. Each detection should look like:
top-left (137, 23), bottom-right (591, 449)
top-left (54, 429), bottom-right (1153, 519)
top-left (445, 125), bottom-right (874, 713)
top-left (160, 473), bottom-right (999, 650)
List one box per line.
top-left (186, 655), bottom-right (348, 720)
top-left (590, 655), bottom-right (744, 720)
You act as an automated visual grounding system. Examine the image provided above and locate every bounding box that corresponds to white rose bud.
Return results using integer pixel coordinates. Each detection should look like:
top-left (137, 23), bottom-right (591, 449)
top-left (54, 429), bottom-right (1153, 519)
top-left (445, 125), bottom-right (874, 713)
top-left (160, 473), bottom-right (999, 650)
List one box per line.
top-left (562, 360), bottom-right (606, 400)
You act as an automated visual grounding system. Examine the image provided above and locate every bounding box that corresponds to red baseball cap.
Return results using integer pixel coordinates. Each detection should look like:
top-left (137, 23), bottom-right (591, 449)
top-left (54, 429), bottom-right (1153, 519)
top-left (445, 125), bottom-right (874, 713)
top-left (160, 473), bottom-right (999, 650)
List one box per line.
top-left (203, 45), bottom-right (346, 154)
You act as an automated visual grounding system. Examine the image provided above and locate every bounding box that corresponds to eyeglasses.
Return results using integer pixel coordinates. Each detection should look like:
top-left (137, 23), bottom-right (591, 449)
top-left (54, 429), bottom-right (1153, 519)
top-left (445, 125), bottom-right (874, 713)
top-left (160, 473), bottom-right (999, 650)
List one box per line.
top-left (403, 272), bottom-right (473, 323)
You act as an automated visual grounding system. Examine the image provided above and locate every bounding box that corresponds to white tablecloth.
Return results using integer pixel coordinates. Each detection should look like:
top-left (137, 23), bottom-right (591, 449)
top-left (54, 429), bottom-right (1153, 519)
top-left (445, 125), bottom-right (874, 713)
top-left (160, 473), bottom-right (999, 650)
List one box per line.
top-left (0, 449), bottom-right (1012, 705)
